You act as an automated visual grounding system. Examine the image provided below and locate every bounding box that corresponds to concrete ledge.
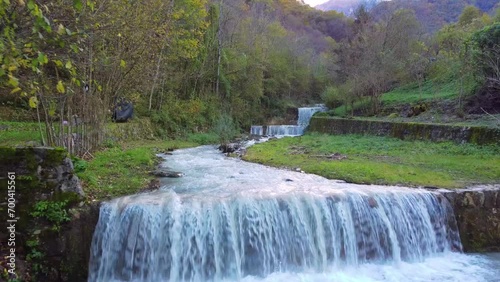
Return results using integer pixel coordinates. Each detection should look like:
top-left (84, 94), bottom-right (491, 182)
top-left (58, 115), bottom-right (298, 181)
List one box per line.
top-left (438, 186), bottom-right (500, 252)
top-left (309, 117), bottom-right (500, 145)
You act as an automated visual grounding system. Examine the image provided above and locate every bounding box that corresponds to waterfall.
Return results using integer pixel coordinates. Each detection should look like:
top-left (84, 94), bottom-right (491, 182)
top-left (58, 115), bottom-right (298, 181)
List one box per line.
top-left (89, 184), bottom-right (462, 281)
top-left (249, 105), bottom-right (326, 136)
top-left (266, 125), bottom-right (303, 136)
top-left (250, 126), bottom-right (264, 136)
top-left (297, 106), bottom-right (326, 127)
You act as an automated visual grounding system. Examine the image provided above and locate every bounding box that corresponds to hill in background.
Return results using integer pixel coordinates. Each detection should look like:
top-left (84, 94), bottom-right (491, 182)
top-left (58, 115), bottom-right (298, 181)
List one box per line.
top-left (317, 0), bottom-right (499, 32)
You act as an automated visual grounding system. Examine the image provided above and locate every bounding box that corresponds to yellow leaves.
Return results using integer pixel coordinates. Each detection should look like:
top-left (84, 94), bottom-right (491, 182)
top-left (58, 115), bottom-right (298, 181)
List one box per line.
top-left (57, 23), bottom-right (65, 35)
top-left (56, 80), bottom-right (65, 93)
top-left (72, 77), bottom-right (81, 87)
top-left (65, 61), bottom-right (72, 69)
top-left (48, 102), bottom-right (56, 116)
top-left (120, 60), bottom-right (126, 68)
top-left (10, 87), bottom-right (22, 94)
top-left (54, 60), bottom-right (63, 68)
top-left (7, 75), bottom-right (19, 87)
top-left (8, 65), bottom-right (17, 72)
top-left (86, 0), bottom-right (95, 12)
top-left (29, 96), bottom-right (39, 108)
top-left (172, 10), bottom-right (184, 21)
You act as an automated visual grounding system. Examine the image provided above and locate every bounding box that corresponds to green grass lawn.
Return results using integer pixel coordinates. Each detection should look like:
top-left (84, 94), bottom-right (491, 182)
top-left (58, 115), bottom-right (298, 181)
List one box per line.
top-left (243, 133), bottom-right (500, 188)
top-left (0, 121), bottom-right (42, 146)
top-left (76, 139), bottom-right (201, 200)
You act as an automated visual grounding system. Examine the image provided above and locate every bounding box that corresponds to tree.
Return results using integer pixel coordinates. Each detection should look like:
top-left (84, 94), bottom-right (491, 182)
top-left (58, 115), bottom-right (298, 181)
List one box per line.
top-left (458, 5), bottom-right (481, 27)
top-left (470, 23), bottom-right (500, 90)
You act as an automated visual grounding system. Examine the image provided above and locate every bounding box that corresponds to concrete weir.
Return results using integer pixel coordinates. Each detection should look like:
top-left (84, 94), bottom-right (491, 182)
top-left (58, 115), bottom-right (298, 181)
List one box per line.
top-left (438, 185), bottom-right (500, 252)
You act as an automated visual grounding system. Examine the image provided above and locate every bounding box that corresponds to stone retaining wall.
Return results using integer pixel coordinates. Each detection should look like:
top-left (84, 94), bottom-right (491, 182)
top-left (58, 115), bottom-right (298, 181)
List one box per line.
top-left (309, 117), bottom-right (500, 145)
top-left (0, 147), bottom-right (96, 281)
top-left (439, 186), bottom-right (500, 252)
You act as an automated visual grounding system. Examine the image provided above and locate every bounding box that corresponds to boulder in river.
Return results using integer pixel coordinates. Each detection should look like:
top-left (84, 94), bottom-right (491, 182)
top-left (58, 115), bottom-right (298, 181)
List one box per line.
top-left (219, 143), bottom-right (241, 153)
top-left (150, 169), bottom-right (184, 178)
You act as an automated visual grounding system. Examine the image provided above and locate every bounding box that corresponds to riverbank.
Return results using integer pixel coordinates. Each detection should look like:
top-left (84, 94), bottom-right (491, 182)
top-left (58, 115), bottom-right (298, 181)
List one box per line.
top-left (243, 133), bottom-right (500, 188)
top-left (76, 140), bottom-right (201, 200)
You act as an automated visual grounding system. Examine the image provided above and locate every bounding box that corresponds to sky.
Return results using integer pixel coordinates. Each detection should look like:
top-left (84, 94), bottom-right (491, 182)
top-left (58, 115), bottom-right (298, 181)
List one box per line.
top-left (303, 0), bottom-right (330, 6)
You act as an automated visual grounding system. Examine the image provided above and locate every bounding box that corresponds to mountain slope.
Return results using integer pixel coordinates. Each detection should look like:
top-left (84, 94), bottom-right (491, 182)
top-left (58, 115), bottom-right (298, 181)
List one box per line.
top-left (318, 0), bottom-right (498, 32)
top-left (316, 0), bottom-right (379, 14)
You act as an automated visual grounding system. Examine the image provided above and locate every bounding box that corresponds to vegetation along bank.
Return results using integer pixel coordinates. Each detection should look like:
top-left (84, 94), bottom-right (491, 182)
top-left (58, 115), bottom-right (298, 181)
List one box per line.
top-left (243, 133), bottom-right (500, 189)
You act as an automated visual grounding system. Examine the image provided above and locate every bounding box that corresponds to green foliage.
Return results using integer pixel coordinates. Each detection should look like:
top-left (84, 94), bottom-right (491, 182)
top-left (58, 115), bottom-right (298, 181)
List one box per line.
top-left (459, 6), bottom-right (482, 26)
top-left (321, 86), bottom-right (344, 109)
top-left (213, 114), bottom-right (239, 144)
top-left (244, 133), bottom-right (500, 188)
top-left (149, 95), bottom-right (219, 138)
top-left (25, 237), bottom-right (46, 278)
top-left (1, 0), bottom-right (498, 148)
top-left (472, 23), bottom-right (500, 49)
top-left (30, 200), bottom-right (70, 231)
top-left (71, 157), bottom-right (87, 173)
top-left (469, 23), bottom-right (500, 86)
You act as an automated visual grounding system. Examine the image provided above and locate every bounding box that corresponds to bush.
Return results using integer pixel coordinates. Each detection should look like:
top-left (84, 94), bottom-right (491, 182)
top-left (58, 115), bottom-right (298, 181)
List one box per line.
top-left (31, 200), bottom-right (70, 231)
top-left (71, 157), bottom-right (87, 173)
top-left (321, 86), bottom-right (344, 109)
top-left (214, 114), bottom-right (239, 144)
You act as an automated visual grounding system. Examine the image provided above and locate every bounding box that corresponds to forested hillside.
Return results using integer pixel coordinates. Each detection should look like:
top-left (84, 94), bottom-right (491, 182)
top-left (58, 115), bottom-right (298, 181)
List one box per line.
top-left (0, 0), bottom-right (339, 152)
top-left (1, 0), bottom-right (499, 154)
top-left (318, 0), bottom-right (499, 32)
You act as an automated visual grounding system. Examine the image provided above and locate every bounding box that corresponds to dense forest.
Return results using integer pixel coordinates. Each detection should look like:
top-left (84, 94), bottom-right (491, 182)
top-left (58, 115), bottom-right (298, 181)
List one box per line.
top-left (1, 0), bottom-right (499, 154)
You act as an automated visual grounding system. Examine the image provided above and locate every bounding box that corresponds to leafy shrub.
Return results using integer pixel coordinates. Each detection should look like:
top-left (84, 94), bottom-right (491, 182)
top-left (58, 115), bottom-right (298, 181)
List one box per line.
top-left (71, 157), bottom-right (87, 173)
top-left (214, 114), bottom-right (239, 144)
top-left (321, 86), bottom-right (344, 109)
top-left (31, 200), bottom-right (70, 231)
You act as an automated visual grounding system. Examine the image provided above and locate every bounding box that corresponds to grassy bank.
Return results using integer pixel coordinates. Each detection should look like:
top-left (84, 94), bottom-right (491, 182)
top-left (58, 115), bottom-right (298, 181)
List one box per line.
top-left (243, 133), bottom-right (500, 188)
top-left (328, 78), bottom-right (478, 118)
top-left (0, 121), bottom-right (41, 146)
top-left (76, 140), bottom-right (203, 200)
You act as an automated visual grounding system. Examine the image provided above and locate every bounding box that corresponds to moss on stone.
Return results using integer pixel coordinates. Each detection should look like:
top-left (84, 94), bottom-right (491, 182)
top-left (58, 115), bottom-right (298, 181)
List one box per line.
top-left (309, 117), bottom-right (500, 145)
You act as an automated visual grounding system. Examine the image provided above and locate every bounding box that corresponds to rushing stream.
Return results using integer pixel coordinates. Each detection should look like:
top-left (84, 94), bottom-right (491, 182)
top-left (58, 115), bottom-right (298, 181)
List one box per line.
top-left (89, 146), bottom-right (500, 282)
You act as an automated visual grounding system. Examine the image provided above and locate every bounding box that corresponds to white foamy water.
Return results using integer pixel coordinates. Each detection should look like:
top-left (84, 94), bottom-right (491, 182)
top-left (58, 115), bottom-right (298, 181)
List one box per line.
top-left (238, 252), bottom-right (500, 282)
top-left (89, 146), bottom-right (500, 282)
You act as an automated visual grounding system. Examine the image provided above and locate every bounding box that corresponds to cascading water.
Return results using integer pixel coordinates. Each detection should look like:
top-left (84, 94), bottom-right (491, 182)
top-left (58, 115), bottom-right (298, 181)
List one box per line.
top-left (249, 105), bottom-right (326, 136)
top-left (88, 146), bottom-right (500, 282)
top-left (250, 126), bottom-right (264, 136)
top-left (297, 106), bottom-right (326, 127)
top-left (265, 125), bottom-right (303, 136)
